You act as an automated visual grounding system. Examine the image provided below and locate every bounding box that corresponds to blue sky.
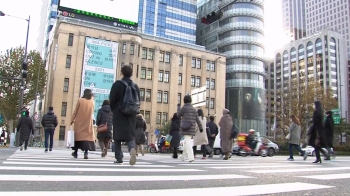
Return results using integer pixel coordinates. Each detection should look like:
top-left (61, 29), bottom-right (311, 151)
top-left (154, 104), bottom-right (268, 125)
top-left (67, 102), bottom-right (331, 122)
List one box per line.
top-left (0, 0), bottom-right (285, 58)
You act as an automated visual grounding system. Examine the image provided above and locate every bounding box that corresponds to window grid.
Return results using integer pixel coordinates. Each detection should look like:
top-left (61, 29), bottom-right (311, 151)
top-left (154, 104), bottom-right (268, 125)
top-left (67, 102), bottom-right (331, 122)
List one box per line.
top-left (165, 52), bottom-right (170, 63)
top-left (179, 55), bottom-right (183, 66)
top-left (162, 113), bottom-right (168, 124)
top-left (147, 68), bottom-right (152, 80)
top-left (164, 71), bottom-right (169, 83)
top-left (211, 79), bottom-right (215, 90)
top-left (156, 112), bottom-right (162, 124)
top-left (145, 111), bottom-right (151, 123)
top-left (140, 88), bottom-right (145, 101)
top-left (59, 126), bottom-right (65, 141)
top-left (210, 98), bottom-right (215, 109)
top-left (158, 70), bottom-right (164, 82)
top-left (122, 43), bottom-right (126, 54)
top-left (139, 110), bottom-right (145, 116)
top-left (163, 91), bottom-right (168, 103)
top-left (145, 89), bottom-right (151, 102)
top-left (130, 44), bottom-right (135, 55)
top-left (191, 57), bottom-right (196, 68)
top-left (63, 78), bottom-right (69, 92)
top-left (191, 75), bottom-right (195, 87)
top-left (140, 67), bottom-right (146, 79)
top-left (206, 78), bottom-right (210, 89)
top-left (148, 49), bottom-right (154, 60)
top-left (61, 102), bottom-right (67, 116)
top-left (206, 97), bottom-right (209, 108)
top-left (178, 93), bottom-right (181, 104)
top-left (178, 73), bottom-right (182, 85)
top-left (211, 62), bottom-right (216, 72)
top-left (196, 76), bottom-right (201, 87)
top-left (159, 51), bottom-right (164, 62)
top-left (142, 48), bottom-right (147, 59)
top-left (157, 90), bottom-right (163, 103)
top-left (196, 58), bottom-right (201, 69)
top-left (206, 61), bottom-right (210, 70)
top-left (68, 33), bottom-right (74, 46)
top-left (65, 55), bottom-right (71, 68)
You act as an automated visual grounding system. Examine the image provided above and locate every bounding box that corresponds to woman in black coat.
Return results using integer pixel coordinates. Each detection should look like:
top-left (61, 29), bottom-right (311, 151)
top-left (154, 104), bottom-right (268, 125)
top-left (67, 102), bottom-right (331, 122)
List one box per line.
top-left (307, 101), bottom-right (330, 163)
top-left (324, 110), bottom-right (335, 159)
top-left (17, 110), bottom-right (35, 151)
top-left (96, 100), bottom-right (113, 157)
top-left (169, 113), bottom-right (181, 159)
top-left (135, 114), bottom-right (147, 156)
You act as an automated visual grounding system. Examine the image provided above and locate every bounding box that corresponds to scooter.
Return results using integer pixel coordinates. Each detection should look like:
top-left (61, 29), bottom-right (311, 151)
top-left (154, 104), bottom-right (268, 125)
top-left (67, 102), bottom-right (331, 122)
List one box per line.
top-left (236, 133), bottom-right (268, 157)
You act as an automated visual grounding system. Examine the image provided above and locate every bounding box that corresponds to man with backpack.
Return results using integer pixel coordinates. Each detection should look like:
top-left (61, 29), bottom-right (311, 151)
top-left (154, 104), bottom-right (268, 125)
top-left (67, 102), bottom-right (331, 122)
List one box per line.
top-left (109, 65), bottom-right (140, 165)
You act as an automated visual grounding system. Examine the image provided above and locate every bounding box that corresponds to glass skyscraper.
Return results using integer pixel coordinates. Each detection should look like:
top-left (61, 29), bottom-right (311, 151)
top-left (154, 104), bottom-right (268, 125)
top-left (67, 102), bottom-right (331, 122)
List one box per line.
top-left (138, 0), bottom-right (197, 44)
top-left (197, 0), bottom-right (266, 134)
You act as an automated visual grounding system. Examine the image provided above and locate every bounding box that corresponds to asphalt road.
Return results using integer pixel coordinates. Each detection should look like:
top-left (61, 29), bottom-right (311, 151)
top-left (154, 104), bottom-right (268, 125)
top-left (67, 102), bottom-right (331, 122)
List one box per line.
top-left (0, 147), bottom-right (350, 196)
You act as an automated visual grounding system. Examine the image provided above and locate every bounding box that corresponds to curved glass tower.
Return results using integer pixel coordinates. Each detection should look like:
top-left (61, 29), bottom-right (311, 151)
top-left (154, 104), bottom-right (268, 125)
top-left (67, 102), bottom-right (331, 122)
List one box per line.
top-left (197, 0), bottom-right (266, 135)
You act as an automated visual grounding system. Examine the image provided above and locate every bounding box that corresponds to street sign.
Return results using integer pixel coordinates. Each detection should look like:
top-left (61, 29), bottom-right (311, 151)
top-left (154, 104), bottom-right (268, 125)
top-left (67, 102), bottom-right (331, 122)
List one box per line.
top-left (154, 129), bottom-right (160, 135)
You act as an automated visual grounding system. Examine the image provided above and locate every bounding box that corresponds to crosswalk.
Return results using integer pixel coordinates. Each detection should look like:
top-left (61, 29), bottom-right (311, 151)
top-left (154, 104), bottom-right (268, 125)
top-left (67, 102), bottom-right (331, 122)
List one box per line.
top-left (0, 148), bottom-right (349, 195)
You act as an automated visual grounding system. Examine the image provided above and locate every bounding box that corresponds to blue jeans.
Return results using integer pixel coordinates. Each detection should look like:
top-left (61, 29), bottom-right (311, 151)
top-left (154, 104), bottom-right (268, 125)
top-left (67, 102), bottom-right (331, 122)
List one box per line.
top-left (288, 143), bottom-right (305, 158)
top-left (114, 140), bottom-right (136, 160)
top-left (44, 129), bottom-right (54, 150)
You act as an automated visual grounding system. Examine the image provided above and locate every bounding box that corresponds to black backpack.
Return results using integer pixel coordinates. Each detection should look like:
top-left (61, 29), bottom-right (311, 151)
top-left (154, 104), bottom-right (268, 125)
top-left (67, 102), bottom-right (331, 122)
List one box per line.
top-left (231, 124), bottom-right (239, 139)
top-left (118, 80), bottom-right (140, 116)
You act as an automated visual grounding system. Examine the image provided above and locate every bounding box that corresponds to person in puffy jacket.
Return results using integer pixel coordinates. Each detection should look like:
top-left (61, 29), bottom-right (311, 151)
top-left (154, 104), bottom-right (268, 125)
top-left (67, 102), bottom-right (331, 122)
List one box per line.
top-left (96, 100), bottom-right (113, 158)
top-left (135, 114), bottom-right (147, 156)
top-left (17, 110), bottom-right (35, 151)
top-left (41, 106), bottom-right (58, 152)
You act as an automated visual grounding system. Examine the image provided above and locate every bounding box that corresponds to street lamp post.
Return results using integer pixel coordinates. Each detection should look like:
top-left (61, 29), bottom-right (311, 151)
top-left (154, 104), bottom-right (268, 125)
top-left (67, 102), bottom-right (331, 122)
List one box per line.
top-left (0, 11), bottom-right (31, 147)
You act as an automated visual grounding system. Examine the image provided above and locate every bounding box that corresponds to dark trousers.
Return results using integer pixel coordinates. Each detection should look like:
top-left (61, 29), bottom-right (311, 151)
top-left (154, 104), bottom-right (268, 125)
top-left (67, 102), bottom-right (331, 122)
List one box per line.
top-left (114, 140), bottom-right (136, 161)
top-left (173, 147), bottom-right (178, 157)
top-left (44, 129), bottom-right (54, 150)
top-left (98, 137), bottom-right (111, 150)
top-left (288, 143), bottom-right (305, 158)
top-left (193, 145), bottom-right (207, 157)
top-left (20, 140), bottom-right (28, 149)
top-left (208, 140), bottom-right (215, 149)
top-left (314, 146), bottom-right (328, 160)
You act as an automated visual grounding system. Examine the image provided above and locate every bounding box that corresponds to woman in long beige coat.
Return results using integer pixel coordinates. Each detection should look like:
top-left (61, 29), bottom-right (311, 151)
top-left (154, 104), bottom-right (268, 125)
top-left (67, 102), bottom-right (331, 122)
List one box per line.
top-left (193, 109), bottom-right (208, 159)
top-left (70, 89), bottom-right (96, 159)
top-left (219, 109), bottom-right (233, 160)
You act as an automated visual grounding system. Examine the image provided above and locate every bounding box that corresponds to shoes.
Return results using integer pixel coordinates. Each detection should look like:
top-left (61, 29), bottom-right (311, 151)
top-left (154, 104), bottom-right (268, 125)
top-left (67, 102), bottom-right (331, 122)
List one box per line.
top-left (114, 160), bottom-right (123, 164)
top-left (129, 148), bottom-right (137, 166)
top-left (71, 152), bottom-right (78, 158)
top-left (20, 145), bottom-right (23, 151)
top-left (189, 160), bottom-right (194, 162)
top-left (202, 157), bottom-right (206, 160)
top-left (324, 157), bottom-right (331, 161)
top-left (303, 151), bottom-right (308, 161)
top-left (141, 150), bottom-right (145, 156)
top-left (49, 149), bottom-right (52, 152)
top-left (84, 153), bottom-right (88, 159)
top-left (209, 151), bottom-right (214, 158)
top-left (172, 154), bottom-right (178, 159)
top-left (101, 148), bottom-right (107, 158)
top-left (287, 158), bottom-right (294, 161)
top-left (313, 159), bottom-right (322, 163)
top-left (45, 149), bottom-right (48, 153)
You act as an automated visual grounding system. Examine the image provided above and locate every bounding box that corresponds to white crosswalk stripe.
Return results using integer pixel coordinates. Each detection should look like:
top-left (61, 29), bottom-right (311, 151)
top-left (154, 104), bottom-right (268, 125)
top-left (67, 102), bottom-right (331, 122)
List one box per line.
top-left (1, 148), bottom-right (348, 195)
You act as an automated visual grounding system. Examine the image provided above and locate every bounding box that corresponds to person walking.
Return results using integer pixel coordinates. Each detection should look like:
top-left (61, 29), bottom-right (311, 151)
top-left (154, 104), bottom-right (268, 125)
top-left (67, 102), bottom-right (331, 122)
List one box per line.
top-left (219, 109), bottom-right (233, 160)
top-left (286, 115), bottom-right (308, 161)
top-left (17, 110), bottom-right (35, 151)
top-left (307, 101), bottom-right (330, 163)
top-left (41, 106), bottom-right (58, 152)
top-left (177, 95), bottom-right (203, 162)
top-left (169, 113), bottom-right (181, 159)
top-left (70, 89), bottom-right (96, 159)
top-left (109, 65), bottom-right (140, 165)
top-left (207, 116), bottom-right (218, 158)
top-left (135, 114), bottom-right (147, 156)
top-left (193, 109), bottom-right (209, 159)
top-left (324, 110), bottom-right (335, 160)
top-left (96, 100), bottom-right (113, 158)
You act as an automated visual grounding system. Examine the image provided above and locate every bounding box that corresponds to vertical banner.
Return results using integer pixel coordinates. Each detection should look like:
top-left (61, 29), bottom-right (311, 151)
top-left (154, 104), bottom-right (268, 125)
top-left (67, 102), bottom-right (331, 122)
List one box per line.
top-left (81, 37), bottom-right (119, 123)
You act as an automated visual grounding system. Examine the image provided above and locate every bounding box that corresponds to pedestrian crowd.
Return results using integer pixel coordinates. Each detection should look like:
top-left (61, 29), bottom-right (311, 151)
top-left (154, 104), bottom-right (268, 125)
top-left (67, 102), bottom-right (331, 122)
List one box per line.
top-left (14, 65), bottom-right (336, 165)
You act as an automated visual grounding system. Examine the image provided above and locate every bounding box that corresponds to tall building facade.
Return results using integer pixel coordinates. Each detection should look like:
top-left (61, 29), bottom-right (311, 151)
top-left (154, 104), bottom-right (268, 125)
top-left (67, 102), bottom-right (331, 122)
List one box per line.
top-left (36, 0), bottom-right (58, 58)
top-left (281, 0), bottom-right (307, 41)
top-left (267, 30), bottom-right (348, 133)
top-left (43, 17), bottom-right (225, 147)
top-left (138, 0), bottom-right (197, 44)
top-left (196, 0), bottom-right (266, 135)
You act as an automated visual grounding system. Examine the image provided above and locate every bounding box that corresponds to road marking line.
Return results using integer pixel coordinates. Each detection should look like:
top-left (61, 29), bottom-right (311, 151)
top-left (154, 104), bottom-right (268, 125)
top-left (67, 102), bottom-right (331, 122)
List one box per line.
top-left (0, 166), bottom-right (203, 172)
top-left (2, 161), bottom-right (172, 168)
top-left (6, 159), bottom-right (151, 164)
top-left (0, 174), bottom-right (254, 181)
top-left (298, 173), bottom-right (350, 180)
top-left (1, 182), bottom-right (333, 196)
top-left (248, 167), bottom-right (350, 173)
top-left (208, 164), bottom-right (320, 169)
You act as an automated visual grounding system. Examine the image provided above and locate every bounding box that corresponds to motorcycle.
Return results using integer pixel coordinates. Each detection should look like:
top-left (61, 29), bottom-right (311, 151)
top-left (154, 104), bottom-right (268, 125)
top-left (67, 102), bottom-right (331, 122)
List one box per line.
top-left (149, 138), bottom-right (171, 153)
top-left (236, 133), bottom-right (268, 157)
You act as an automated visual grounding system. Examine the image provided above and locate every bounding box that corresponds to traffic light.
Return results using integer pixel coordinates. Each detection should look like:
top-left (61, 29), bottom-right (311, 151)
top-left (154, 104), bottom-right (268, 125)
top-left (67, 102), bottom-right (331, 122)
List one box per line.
top-left (201, 11), bottom-right (223, 25)
top-left (22, 62), bottom-right (28, 78)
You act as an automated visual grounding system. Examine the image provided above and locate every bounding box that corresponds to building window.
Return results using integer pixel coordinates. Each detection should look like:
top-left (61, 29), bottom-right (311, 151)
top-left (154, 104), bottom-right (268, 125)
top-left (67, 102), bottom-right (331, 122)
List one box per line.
top-left (63, 78), bottom-right (69, 92)
top-left (139, 110), bottom-right (145, 116)
top-left (178, 73), bottom-right (182, 85)
top-left (164, 71), bottom-right (169, 83)
top-left (59, 126), bottom-right (65, 141)
top-left (191, 75), bottom-right (195, 87)
top-left (196, 58), bottom-right (201, 69)
top-left (206, 78), bottom-right (210, 89)
top-left (206, 61), bottom-right (210, 71)
top-left (157, 90), bottom-right (163, 103)
top-left (191, 57), bottom-right (196, 68)
top-left (145, 111), bottom-right (150, 123)
top-left (196, 76), bottom-right (201, 87)
top-left (65, 55), bottom-right (71, 68)
top-left (178, 93), bottom-right (181, 104)
top-left (140, 67), bottom-right (146, 79)
top-left (147, 68), bottom-right (152, 80)
top-left (158, 70), bottom-right (164, 82)
top-left (130, 44), bottom-right (135, 55)
top-left (142, 48), bottom-right (147, 59)
top-left (61, 102), bottom-right (67, 116)
top-left (68, 33), bottom-right (74, 46)
top-left (211, 79), bottom-right (215, 90)
top-left (145, 89), bottom-right (151, 102)
top-left (179, 55), bottom-right (183, 66)
top-left (156, 112), bottom-right (161, 124)
top-left (163, 91), bottom-right (168, 103)
top-left (162, 113), bottom-right (168, 124)
top-left (159, 51), bottom-right (164, 62)
top-left (122, 43), bottom-right (126, 54)
top-left (148, 49), bottom-right (154, 60)
top-left (165, 52), bottom-right (170, 63)
top-left (140, 88), bottom-right (145, 101)
top-left (211, 61), bottom-right (216, 71)
top-left (210, 98), bottom-right (215, 109)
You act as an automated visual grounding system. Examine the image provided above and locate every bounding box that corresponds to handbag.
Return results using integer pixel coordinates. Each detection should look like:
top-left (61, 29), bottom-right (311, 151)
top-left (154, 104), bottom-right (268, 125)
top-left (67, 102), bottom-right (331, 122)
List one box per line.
top-left (165, 134), bottom-right (173, 142)
top-left (181, 121), bottom-right (192, 130)
top-left (286, 133), bottom-right (291, 140)
top-left (97, 113), bottom-right (110, 133)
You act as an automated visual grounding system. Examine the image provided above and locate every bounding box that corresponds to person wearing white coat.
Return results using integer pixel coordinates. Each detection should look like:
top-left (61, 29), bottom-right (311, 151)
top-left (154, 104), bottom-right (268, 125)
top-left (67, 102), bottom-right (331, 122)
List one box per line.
top-left (192, 109), bottom-right (209, 159)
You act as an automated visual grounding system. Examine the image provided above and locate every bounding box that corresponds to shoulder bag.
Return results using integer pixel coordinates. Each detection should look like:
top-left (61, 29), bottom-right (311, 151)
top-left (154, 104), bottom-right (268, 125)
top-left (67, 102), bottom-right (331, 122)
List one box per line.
top-left (97, 113), bottom-right (110, 133)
